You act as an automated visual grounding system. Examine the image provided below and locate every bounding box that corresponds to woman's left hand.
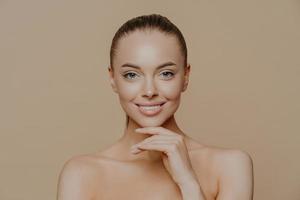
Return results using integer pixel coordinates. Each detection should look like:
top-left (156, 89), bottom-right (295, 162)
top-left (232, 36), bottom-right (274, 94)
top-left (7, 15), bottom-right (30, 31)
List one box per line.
top-left (130, 126), bottom-right (199, 187)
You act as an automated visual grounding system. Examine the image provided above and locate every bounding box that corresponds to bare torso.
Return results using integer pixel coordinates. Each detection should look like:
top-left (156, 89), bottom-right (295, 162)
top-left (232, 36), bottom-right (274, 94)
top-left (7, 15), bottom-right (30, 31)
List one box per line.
top-left (72, 137), bottom-right (226, 200)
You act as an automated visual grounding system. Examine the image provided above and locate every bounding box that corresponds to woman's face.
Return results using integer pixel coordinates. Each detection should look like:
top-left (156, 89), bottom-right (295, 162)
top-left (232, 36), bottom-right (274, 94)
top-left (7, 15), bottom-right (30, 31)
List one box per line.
top-left (109, 29), bottom-right (190, 127)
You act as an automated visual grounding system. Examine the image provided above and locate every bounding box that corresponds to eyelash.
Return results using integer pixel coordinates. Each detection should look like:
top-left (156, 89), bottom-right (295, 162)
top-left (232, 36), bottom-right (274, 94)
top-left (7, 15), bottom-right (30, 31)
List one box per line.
top-left (123, 71), bottom-right (175, 80)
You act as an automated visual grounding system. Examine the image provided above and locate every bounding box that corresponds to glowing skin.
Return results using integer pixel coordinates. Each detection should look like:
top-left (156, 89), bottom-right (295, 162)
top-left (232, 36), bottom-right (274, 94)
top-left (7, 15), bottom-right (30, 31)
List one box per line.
top-left (108, 29), bottom-right (191, 161)
top-left (57, 29), bottom-right (254, 200)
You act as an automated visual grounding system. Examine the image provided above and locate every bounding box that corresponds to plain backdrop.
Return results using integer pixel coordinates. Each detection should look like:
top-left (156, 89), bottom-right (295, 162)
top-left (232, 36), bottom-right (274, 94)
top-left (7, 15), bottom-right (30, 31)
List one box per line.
top-left (0, 0), bottom-right (299, 199)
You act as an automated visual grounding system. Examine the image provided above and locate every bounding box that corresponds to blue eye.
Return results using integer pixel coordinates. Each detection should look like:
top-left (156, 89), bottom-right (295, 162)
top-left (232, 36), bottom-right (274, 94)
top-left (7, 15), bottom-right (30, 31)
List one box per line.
top-left (123, 71), bottom-right (174, 80)
top-left (160, 71), bottom-right (174, 78)
top-left (123, 72), bottom-right (138, 79)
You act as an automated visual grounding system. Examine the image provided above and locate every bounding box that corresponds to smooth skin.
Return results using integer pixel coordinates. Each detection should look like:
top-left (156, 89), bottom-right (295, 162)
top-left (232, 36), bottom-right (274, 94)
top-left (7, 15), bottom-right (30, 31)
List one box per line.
top-left (57, 29), bottom-right (254, 200)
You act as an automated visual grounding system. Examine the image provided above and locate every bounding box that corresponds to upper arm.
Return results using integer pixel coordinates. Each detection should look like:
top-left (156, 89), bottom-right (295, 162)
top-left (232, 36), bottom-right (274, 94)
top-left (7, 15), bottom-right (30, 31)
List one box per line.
top-left (216, 149), bottom-right (254, 200)
top-left (57, 156), bottom-right (94, 200)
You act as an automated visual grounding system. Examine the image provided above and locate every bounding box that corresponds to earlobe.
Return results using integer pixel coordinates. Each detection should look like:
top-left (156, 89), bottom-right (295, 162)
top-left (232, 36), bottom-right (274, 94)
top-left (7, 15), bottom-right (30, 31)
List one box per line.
top-left (182, 80), bottom-right (189, 92)
top-left (182, 64), bottom-right (191, 92)
top-left (184, 63), bottom-right (191, 76)
top-left (110, 78), bottom-right (118, 93)
top-left (108, 66), bottom-right (118, 93)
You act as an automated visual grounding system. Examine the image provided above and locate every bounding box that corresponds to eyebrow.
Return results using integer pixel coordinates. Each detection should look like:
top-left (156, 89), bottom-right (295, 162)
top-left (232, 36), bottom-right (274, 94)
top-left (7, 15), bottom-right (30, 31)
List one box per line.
top-left (121, 61), bottom-right (176, 70)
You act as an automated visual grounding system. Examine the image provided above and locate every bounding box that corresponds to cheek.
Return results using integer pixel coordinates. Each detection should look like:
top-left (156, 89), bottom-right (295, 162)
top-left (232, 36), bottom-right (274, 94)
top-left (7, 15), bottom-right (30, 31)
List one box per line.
top-left (159, 79), bottom-right (184, 100)
top-left (116, 79), bottom-right (140, 100)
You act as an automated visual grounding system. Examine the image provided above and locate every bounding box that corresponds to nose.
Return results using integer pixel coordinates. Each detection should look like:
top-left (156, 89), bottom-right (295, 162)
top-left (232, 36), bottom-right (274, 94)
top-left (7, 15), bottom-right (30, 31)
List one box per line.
top-left (142, 77), bottom-right (158, 98)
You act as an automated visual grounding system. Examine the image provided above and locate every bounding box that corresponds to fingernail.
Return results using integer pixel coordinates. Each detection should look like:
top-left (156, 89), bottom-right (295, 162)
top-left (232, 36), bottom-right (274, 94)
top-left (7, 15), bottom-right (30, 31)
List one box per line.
top-left (135, 128), bottom-right (141, 132)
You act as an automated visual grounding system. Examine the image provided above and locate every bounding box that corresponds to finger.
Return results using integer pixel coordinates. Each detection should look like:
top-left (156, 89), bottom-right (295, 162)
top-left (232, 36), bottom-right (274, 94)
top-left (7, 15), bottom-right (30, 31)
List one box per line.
top-left (135, 126), bottom-right (175, 136)
top-left (132, 141), bottom-right (178, 154)
top-left (131, 135), bottom-right (177, 149)
top-left (138, 134), bottom-right (176, 144)
top-left (130, 135), bottom-right (178, 153)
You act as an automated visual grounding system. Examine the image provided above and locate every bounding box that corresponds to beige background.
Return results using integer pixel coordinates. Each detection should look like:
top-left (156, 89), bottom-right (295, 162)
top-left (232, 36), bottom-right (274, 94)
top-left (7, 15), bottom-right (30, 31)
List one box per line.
top-left (1, 0), bottom-right (299, 199)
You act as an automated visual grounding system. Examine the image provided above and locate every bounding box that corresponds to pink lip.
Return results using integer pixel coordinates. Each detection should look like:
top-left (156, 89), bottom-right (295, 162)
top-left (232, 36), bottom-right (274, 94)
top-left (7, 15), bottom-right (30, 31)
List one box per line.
top-left (135, 102), bottom-right (166, 106)
top-left (134, 102), bottom-right (166, 116)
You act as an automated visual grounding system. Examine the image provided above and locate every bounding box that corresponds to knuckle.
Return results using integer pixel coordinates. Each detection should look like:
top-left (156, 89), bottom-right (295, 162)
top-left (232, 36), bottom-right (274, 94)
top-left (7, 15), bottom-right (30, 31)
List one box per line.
top-left (174, 140), bottom-right (180, 145)
top-left (170, 145), bottom-right (177, 152)
top-left (176, 135), bottom-right (184, 143)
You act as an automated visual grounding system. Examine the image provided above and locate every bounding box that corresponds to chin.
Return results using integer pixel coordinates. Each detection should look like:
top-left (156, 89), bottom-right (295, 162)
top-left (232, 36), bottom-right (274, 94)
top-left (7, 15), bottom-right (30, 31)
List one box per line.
top-left (131, 111), bottom-right (175, 128)
top-left (135, 118), bottom-right (166, 127)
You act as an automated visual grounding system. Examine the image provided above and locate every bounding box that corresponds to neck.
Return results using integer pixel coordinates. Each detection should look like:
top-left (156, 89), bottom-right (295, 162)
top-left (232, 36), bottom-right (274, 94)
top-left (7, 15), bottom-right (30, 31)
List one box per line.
top-left (118, 115), bottom-right (186, 162)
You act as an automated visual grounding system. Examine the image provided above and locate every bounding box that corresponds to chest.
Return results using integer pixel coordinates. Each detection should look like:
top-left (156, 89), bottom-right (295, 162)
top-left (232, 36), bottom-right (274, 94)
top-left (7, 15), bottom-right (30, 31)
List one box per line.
top-left (91, 163), bottom-right (217, 200)
top-left (96, 182), bottom-right (182, 200)
top-left (94, 180), bottom-right (216, 200)
top-left (93, 166), bottom-right (183, 200)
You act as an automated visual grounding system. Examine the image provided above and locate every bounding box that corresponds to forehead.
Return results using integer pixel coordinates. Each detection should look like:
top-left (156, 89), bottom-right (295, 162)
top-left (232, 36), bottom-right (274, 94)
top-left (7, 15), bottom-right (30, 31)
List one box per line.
top-left (114, 30), bottom-right (184, 69)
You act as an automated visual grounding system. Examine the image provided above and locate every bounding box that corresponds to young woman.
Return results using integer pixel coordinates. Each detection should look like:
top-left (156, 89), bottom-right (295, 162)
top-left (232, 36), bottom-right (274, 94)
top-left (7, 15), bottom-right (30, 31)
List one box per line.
top-left (57, 14), bottom-right (254, 200)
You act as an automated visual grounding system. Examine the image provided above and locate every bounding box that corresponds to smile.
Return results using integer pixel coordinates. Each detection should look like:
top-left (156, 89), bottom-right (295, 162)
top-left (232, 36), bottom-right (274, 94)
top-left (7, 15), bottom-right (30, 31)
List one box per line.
top-left (135, 102), bottom-right (166, 116)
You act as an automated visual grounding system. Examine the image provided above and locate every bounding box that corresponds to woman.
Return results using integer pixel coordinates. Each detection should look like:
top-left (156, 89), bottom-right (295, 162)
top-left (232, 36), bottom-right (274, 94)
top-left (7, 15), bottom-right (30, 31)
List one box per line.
top-left (57, 14), bottom-right (254, 200)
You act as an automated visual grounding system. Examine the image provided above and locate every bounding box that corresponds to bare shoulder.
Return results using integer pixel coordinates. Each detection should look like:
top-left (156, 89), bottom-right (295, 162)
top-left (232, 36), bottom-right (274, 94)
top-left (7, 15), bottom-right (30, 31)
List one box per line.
top-left (58, 154), bottom-right (102, 177)
top-left (193, 143), bottom-right (253, 165)
top-left (188, 140), bottom-right (254, 199)
top-left (212, 147), bottom-right (254, 169)
top-left (57, 153), bottom-right (107, 200)
top-left (207, 146), bottom-right (254, 180)
top-left (192, 142), bottom-right (253, 177)
top-left (187, 139), bottom-right (253, 171)
top-left (192, 143), bottom-right (254, 199)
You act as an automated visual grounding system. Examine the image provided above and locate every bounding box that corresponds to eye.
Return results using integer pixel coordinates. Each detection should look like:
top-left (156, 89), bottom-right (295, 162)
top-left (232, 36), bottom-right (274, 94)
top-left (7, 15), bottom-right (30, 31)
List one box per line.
top-left (123, 72), bottom-right (139, 80)
top-left (160, 71), bottom-right (174, 79)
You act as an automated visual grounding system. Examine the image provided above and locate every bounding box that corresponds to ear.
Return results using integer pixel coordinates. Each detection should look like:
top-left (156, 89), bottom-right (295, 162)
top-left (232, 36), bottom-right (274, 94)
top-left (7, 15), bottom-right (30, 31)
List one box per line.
top-left (108, 66), bottom-right (118, 93)
top-left (182, 64), bottom-right (191, 92)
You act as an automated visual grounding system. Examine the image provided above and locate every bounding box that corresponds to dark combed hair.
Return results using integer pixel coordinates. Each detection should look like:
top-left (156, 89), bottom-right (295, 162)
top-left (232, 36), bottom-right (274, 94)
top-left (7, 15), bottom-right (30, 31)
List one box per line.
top-left (109, 13), bottom-right (188, 70)
top-left (109, 14), bottom-right (188, 128)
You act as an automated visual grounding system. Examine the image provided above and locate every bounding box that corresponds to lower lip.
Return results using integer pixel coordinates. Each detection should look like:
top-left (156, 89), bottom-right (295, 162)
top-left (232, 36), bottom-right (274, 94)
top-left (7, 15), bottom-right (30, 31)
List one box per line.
top-left (136, 103), bottom-right (165, 116)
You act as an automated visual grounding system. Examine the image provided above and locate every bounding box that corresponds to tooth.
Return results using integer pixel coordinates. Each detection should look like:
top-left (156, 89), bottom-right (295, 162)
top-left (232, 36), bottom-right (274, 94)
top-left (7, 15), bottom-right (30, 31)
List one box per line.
top-left (140, 105), bottom-right (160, 110)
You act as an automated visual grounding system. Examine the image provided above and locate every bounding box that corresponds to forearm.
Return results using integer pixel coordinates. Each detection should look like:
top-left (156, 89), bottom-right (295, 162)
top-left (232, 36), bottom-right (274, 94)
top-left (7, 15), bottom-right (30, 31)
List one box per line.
top-left (179, 179), bottom-right (206, 200)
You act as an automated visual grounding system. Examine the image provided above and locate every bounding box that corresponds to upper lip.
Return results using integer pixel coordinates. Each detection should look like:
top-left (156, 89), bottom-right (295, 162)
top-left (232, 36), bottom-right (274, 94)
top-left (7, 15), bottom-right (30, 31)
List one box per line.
top-left (135, 102), bottom-right (166, 106)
